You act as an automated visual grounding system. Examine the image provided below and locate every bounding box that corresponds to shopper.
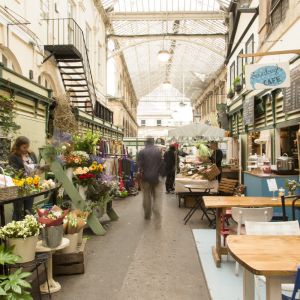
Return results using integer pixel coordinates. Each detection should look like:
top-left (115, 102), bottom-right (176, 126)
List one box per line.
top-left (9, 136), bottom-right (38, 220)
top-left (209, 141), bottom-right (223, 182)
top-left (137, 138), bottom-right (165, 225)
top-left (164, 144), bottom-right (176, 193)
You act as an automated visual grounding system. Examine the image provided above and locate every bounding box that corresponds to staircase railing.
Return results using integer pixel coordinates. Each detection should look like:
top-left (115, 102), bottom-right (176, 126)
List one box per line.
top-left (43, 18), bottom-right (97, 110)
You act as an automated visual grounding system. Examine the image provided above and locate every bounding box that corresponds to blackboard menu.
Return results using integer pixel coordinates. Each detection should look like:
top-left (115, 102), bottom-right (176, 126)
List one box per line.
top-left (243, 97), bottom-right (254, 125)
top-left (283, 65), bottom-right (300, 113)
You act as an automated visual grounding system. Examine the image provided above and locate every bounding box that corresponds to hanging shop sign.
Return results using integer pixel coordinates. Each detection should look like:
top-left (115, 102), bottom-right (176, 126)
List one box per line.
top-left (243, 97), bottom-right (254, 125)
top-left (245, 62), bottom-right (290, 90)
top-left (283, 64), bottom-right (300, 113)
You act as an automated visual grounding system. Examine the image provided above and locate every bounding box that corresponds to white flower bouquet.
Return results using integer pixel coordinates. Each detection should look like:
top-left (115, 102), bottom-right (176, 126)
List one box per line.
top-left (0, 215), bottom-right (43, 239)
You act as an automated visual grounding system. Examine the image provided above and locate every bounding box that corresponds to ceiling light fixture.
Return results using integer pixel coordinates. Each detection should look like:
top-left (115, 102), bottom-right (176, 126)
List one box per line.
top-left (158, 50), bottom-right (171, 62)
top-left (162, 80), bottom-right (172, 88)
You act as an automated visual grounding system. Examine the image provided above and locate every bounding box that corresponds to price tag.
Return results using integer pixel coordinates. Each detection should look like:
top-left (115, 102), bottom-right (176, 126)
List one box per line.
top-left (267, 178), bottom-right (278, 192)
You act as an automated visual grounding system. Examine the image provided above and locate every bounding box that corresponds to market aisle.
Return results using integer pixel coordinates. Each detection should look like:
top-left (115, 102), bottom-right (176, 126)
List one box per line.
top-left (50, 193), bottom-right (210, 300)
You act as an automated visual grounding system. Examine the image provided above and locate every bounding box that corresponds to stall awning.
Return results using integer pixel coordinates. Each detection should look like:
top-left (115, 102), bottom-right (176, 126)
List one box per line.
top-left (168, 123), bottom-right (225, 138)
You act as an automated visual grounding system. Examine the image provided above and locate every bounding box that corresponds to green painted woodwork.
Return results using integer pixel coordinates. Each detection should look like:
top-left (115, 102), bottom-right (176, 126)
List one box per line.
top-left (41, 148), bottom-right (119, 236)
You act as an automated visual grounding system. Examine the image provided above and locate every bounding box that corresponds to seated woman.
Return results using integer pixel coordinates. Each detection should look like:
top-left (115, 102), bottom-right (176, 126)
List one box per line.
top-left (9, 136), bottom-right (38, 220)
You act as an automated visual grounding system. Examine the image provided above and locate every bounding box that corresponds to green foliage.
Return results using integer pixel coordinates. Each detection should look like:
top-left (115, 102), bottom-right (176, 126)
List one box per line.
top-left (73, 131), bottom-right (101, 154)
top-left (233, 76), bottom-right (241, 86)
top-left (0, 246), bottom-right (32, 299)
top-left (195, 142), bottom-right (211, 159)
top-left (0, 95), bottom-right (20, 136)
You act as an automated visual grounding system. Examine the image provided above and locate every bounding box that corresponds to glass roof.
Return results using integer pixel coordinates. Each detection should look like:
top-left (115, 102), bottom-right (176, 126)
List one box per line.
top-left (103, 0), bottom-right (230, 100)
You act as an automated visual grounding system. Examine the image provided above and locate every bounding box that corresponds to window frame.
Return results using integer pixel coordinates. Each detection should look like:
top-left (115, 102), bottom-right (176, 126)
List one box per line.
top-left (237, 49), bottom-right (244, 83)
top-left (141, 120), bottom-right (146, 126)
top-left (157, 120), bottom-right (162, 126)
top-left (230, 61), bottom-right (235, 87)
top-left (245, 34), bottom-right (254, 64)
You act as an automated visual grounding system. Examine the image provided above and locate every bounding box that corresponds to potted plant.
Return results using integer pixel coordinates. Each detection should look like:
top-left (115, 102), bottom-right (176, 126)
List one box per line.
top-left (38, 205), bottom-right (68, 248)
top-left (234, 76), bottom-right (243, 93)
top-left (0, 215), bottom-right (43, 263)
top-left (227, 87), bottom-right (235, 99)
top-left (0, 245), bottom-right (33, 299)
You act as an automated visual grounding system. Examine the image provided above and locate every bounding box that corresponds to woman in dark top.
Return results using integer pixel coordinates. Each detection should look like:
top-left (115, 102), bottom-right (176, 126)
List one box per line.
top-left (9, 136), bottom-right (38, 220)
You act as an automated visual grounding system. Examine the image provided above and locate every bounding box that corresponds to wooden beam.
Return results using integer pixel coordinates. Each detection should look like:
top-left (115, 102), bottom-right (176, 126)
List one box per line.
top-left (239, 49), bottom-right (300, 58)
top-left (108, 11), bottom-right (225, 21)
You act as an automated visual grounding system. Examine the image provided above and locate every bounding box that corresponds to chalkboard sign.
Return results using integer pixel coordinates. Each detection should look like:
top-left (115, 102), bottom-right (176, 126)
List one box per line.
top-left (243, 97), bottom-right (254, 125)
top-left (283, 65), bottom-right (300, 113)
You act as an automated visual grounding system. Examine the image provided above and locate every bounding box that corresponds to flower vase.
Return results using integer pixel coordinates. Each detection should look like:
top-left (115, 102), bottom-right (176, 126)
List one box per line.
top-left (7, 235), bottom-right (38, 263)
top-left (41, 224), bottom-right (63, 248)
top-left (78, 185), bottom-right (88, 201)
top-left (61, 233), bottom-right (78, 253)
top-left (66, 167), bottom-right (73, 182)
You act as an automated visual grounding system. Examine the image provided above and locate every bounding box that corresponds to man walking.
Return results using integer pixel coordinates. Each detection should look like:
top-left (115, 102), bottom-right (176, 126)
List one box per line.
top-left (164, 144), bottom-right (176, 193)
top-left (137, 138), bottom-right (165, 225)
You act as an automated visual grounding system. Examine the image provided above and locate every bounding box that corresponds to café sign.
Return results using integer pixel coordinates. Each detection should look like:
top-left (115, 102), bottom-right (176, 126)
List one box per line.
top-left (245, 62), bottom-right (290, 90)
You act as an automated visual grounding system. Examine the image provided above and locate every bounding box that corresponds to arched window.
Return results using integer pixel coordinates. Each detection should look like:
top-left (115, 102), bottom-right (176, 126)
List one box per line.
top-left (0, 46), bottom-right (22, 74)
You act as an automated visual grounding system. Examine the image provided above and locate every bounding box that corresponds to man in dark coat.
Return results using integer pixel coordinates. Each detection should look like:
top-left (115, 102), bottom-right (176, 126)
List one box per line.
top-left (164, 144), bottom-right (176, 193)
top-left (137, 138), bottom-right (165, 224)
top-left (209, 141), bottom-right (223, 182)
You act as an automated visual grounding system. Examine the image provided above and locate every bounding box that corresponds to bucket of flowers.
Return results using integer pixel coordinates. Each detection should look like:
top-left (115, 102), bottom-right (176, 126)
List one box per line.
top-left (37, 205), bottom-right (68, 248)
top-left (61, 209), bottom-right (89, 252)
top-left (0, 215), bottom-right (43, 263)
top-left (13, 175), bottom-right (40, 195)
top-left (62, 150), bottom-right (90, 181)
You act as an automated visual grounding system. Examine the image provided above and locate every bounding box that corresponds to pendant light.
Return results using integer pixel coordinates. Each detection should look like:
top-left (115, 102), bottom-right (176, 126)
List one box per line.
top-left (158, 18), bottom-right (170, 62)
top-left (163, 80), bottom-right (172, 88)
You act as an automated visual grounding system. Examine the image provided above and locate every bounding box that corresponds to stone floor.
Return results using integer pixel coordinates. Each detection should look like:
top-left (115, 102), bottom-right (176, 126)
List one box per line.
top-left (50, 193), bottom-right (211, 300)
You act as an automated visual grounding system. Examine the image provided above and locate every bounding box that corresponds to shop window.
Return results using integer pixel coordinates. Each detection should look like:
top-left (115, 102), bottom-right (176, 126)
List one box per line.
top-left (245, 35), bottom-right (254, 64)
top-left (269, 0), bottom-right (289, 33)
top-left (230, 61), bottom-right (235, 87)
top-left (157, 120), bottom-right (162, 126)
top-left (237, 49), bottom-right (244, 84)
top-left (141, 120), bottom-right (146, 126)
top-left (2, 54), bottom-right (8, 67)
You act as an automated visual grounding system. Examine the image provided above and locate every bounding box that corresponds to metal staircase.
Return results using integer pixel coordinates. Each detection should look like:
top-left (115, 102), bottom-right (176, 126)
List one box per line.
top-left (43, 18), bottom-right (97, 115)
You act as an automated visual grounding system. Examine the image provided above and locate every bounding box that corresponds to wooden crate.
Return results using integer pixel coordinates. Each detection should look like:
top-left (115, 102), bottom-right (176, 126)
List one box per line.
top-left (53, 238), bottom-right (87, 276)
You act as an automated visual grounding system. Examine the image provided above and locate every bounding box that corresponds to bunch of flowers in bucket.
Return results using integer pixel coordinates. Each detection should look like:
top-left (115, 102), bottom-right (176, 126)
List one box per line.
top-left (13, 175), bottom-right (40, 194)
top-left (37, 205), bottom-right (68, 227)
top-left (73, 161), bottom-right (104, 186)
top-left (62, 151), bottom-right (90, 168)
top-left (0, 215), bottom-right (43, 263)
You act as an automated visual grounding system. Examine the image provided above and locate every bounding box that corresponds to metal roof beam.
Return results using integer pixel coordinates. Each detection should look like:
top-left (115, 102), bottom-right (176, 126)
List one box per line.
top-left (108, 11), bottom-right (225, 21)
top-left (108, 33), bottom-right (226, 40)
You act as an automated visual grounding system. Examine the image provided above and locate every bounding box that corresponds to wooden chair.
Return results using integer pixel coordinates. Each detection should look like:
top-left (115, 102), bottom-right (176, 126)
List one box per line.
top-left (231, 207), bottom-right (273, 275)
top-left (245, 220), bottom-right (300, 300)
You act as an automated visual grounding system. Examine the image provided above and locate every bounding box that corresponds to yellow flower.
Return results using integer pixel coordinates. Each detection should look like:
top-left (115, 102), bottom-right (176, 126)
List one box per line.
top-left (89, 165), bottom-right (97, 171)
top-left (98, 164), bottom-right (103, 172)
top-left (33, 175), bottom-right (40, 186)
top-left (25, 177), bottom-right (33, 185)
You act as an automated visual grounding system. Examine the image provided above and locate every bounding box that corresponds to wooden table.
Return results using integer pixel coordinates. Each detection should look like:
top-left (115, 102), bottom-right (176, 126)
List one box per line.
top-left (227, 235), bottom-right (300, 300)
top-left (203, 196), bottom-right (299, 268)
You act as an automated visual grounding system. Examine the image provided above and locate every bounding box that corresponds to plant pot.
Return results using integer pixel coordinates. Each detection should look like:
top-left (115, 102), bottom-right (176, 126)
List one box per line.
top-left (66, 167), bottom-right (73, 182)
top-left (77, 228), bottom-right (83, 245)
top-left (235, 84), bottom-right (242, 93)
top-left (41, 224), bottom-right (63, 248)
top-left (61, 233), bottom-right (78, 253)
top-left (7, 235), bottom-right (38, 263)
top-left (227, 91), bottom-right (235, 99)
top-left (78, 185), bottom-right (88, 201)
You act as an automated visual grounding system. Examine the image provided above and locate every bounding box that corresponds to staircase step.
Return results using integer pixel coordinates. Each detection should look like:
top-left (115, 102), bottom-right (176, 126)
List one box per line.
top-left (61, 72), bottom-right (85, 75)
top-left (57, 59), bottom-right (82, 63)
top-left (71, 100), bottom-right (90, 103)
top-left (65, 84), bottom-right (88, 87)
top-left (70, 95), bottom-right (89, 98)
top-left (68, 90), bottom-right (89, 93)
top-left (63, 78), bottom-right (86, 81)
top-left (58, 66), bottom-right (84, 69)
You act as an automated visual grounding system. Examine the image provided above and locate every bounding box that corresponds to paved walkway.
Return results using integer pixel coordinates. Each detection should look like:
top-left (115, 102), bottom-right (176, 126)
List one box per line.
top-left (51, 193), bottom-right (210, 300)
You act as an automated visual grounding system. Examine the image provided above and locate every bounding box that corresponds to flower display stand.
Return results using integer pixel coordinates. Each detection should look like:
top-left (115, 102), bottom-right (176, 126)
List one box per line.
top-left (41, 150), bottom-right (118, 236)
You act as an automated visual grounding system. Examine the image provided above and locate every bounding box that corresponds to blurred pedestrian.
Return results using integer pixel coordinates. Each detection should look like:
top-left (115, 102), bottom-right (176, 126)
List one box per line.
top-left (209, 141), bottom-right (223, 182)
top-left (164, 144), bottom-right (176, 193)
top-left (137, 138), bottom-right (165, 226)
